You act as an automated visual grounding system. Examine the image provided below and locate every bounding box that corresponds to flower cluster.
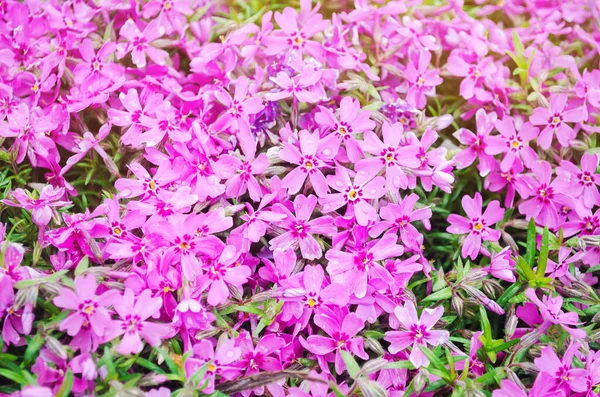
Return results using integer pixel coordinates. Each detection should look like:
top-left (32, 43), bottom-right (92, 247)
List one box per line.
top-left (1, 0), bottom-right (600, 396)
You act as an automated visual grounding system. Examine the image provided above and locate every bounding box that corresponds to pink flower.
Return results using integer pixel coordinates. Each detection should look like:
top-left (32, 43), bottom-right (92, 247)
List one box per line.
top-left (534, 343), bottom-right (588, 394)
top-left (369, 193), bottom-right (432, 251)
top-left (447, 53), bottom-right (496, 99)
top-left (319, 166), bottom-right (386, 226)
top-left (447, 192), bottom-right (504, 260)
top-left (556, 153), bottom-right (600, 209)
top-left (53, 275), bottom-right (120, 339)
top-left (529, 94), bottom-right (586, 149)
top-left (405, 50), bottom-right (443, 109)
top-left (453, 109), bottom-right (498, 177)
top-left (212, 76), bottom-right (265, 157)
top-left (384, 301), bottom-right (449, 368)
top-left (117, 19), bottom-right (169, 68)
top-left (219, 151), bottom-right (269, 202)
top-left (200, 245), bottom-right (251, 306)
top-left (104, 289), bottom-right (171, 355)
top-left (356, 122), bottom-right (420, 190)
top-left (303, 312), bottom-right (368, 375)
top-left (73, 39), bottom-right (123, 85)
top-left (484, 247), bottom-right (515, 282)
top-left (185, 339), bottom-right (241, 394)
top-left (266, 66), bottom-right (323, 104)
top-left (3, 185), bottom-right (69, 226)
top-left (524, 288), bottom-right (586, 338)
top-left (270, 194), bottom-right (336, 260)
top-left (316, 97), bottom-right (375, 162)
top-left (326, 234), bottom-right (403, 298)
top-left (517, 161), bottom-right (575, 229)
top-left (280, 129), bottom-right (329, 196)
top-left (264, 7), bottom-right (328, 60)
top-left (485, 116), bottom-right (539, 172)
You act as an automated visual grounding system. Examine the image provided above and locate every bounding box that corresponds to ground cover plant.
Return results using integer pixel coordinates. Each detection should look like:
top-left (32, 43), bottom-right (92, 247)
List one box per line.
top-left (1, 0), bottom-right (600, 396)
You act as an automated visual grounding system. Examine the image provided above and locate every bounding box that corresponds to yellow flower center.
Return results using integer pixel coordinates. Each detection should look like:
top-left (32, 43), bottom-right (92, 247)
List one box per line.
top-left (474, 222), bottom-right (483, 231)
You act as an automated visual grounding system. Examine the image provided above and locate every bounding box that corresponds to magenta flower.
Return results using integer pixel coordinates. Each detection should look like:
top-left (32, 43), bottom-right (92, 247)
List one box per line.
top-left (557, 153), bottom-right (600, 209)
top-left (517, 161), bottom-right (575, 229)
top-left (212, 76), bottom-right (265, 157)
top-left (319, 166), bottom-right (386, 226)
top-left (117, 19), bottom-right (169, 68)
top-left (493, 374), bottom-right (565, 397)
top-left (447, 53), bottom-right (496, 99)
top-left (266, 66), bottom-right (322, 103)
top-left (485, 116), bottom-right (539, 172)
top-left (484, 247), bottom-right (515, 282)
top-left (3, 185), bottom-right (69, 227)
top-left (326, 234), bottom-right (403, 298)
top-left (185, 339), bottom-right (241, 394)
top-left (115, 162), bottom-right (180, 199)
top-left (264, 7), bottom-right (328, 60)
top-left (73, 39), bottom-right (123, 85)
top-left (447, 192), bottom-right (504, 260)
top-left (280, 129), bottom-right (329, 196)
top-left (104, 289), bottom-right (171, 355)
top-left (356, 121), bottom-right (420, 190)
top-left (369, 193), bottom-right (432, 251)
top-left (303, 312), bottom-right (368, 375)
top-left (453, 109), bottom-right (497, 177)
top-left (270, 194), bottom-right (336, 260)
top-left (384, 301), bottom-right (449, 368)
top-left (219, 151), bottom-right (269, 202)
top-left (529, 94), bottom-right (586, 149)
top-left (524, 289), bottom-right (586, 338)
top-left (405, 50), bottom-right (443, 109)
top-left (279, 265), bottom-right (349, 328)
top-left (316, 97), bottom-right (375, 162)
top-left (235, 199), bottom-right (286, 244)
top-left (534, 343), bottom-right (588, 394)
top-left (61, 123), bottom-right (118, 176)
top-left (53, 275), bottom-right (120, 338)
top-left (201, 245), bottom-right (251, 306)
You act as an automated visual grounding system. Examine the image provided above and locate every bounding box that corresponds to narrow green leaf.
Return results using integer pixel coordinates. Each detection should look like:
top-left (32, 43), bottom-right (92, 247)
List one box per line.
top-left (418, 346), bottom-right (447, 373)
top-left (422, 287), bottom-right (452, 302)
top-left (340, 350), bottom-right (360, 378)
top-left (384, 360), bottom-right (415, 370)
top-left (536, 226), bottom-right (549, 277)
top-left (479, 306), bottom-right (493, 342)
top-left (526, 218), bottom-right (537, 266)
top-left (55, 369), bottom-right (74, 397)
top-left (74, 256), bottom-right (89, 276)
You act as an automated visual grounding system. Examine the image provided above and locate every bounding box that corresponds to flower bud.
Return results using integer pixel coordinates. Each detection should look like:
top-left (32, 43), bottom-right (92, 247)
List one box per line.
top-left (45, 335), bottom-right (68, 360)
top-left (413, 368), bottom-right (428, 393)
top-left (505, 316), bottom-right (518, 339)
top-left (364, 337), bottom-right (385, 356)
top-left (360, 357), bottom-right (388, 375)
top-left (451, 294), bottom-right (464, 317)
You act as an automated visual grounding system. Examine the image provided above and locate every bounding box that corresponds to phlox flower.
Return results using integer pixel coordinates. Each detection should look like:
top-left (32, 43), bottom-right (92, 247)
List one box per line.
top-left (3, 185), bottom-right (69, 227)
top-left (556, 153), bottom-right (600, 209)
top-left (405, 50), bottom-right (443, 109)
top-left (369, 193), bottom-right (432, 251)
top-left (200, 245), bottom-right (251, 306)
top-left (447, 192), bottom-right (504, 260)
top-left (447, 52), bottom-right (496, 100)
top-left (384, 301), bottom-right (449, 368)
top-left (524, 289), bottom-right (586, 338)
top-left (73, 39), bottom-right (123, 85)
top-left (356, 121), bottom-right (420, 190)
top-left (316, 96), bottom-right (375, 162)
top-left (517, 161), bottom-right (575, 229)
top-left (453, 109), bottom-right (497, 177)
top-left (104, 289), bottom-right (171, 355)
top-left (280, 129), bottom-right (329, 196)
top-left (530, 94), bottom-right (586, 149)
top-left (319, 166), bottom-right (386, 226)
top-left (325, 233), bottom-right (403, 298)
top-left (52, 275), bottom-right (120, 339)
top-left (485, 116), bottom-right (539, 172)
top-left (184, 339), bottom-right (241, 394)
top-left (534, 343), bottom-right (588, 394)
top-left (270, 194), bottom-right (336, 260)
top-left (303, 311), bottom-right (368, 375)
top-left (117, 19), bottom-right (169, 68)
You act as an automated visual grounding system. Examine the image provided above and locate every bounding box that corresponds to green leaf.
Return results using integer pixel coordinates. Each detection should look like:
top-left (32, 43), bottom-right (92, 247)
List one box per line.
top-left (418, 346), bottom-right (447, 373)
top-left (422, 287), bottom-right (452, 302)
top-left (74, 256), bottom-right (89, 276)
top-left (0, 368), bottom-right (23, 385)
top-left (340, 350), bottom-right (360, 378)
top-left (526, 218), bottom-right (537, 266)
top-left (384, 360), bottom-right (415, 370)
top-left (536, 226), bottom-right (549, 277)
top-left (497, 282), bottom-right (522, 307)
top-left (55, 369), bottom-right (74, 397)
top-left (490, 338), bottom-right (520, 353)
top-left (512, 30), bottom-right (525, 56)
top-left (425, 379), bottom-right (447, 392)
top-left (516, 257), bottom-right (537, 281)
top-left (23, 334), bottom-right (44, 366)
top-left (479, 306), bottom-right (493, 342)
